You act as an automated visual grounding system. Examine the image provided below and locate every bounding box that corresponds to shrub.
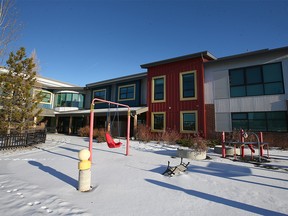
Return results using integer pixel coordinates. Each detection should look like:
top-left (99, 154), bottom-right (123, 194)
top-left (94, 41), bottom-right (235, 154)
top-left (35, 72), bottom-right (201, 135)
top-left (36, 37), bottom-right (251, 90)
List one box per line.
top-left (136, 124), bottom-right (152, 143)
top-left (177, 133), bottom-right (208, 152)
top-left (206, 139), bottom-right (222, 148)
top-left (226, 129), bottom-right (241, 142)
top-left (78, 126), bottom-right (90, 137)
top-left (97, 128), bottom-right (106, 142)
top-left (78, 126), bottom-right (106, 143)
top-left (161, 129), bottom-right (181, 145)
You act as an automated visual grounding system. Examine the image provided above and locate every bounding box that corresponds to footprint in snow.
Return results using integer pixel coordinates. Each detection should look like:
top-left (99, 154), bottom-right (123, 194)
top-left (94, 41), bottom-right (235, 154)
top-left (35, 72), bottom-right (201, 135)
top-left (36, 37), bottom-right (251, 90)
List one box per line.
top-left (17, 192), bottom-right (24, 198)
top-left (27, 201), bottom-right (41, 206)
top-left (41, 206), bottom-right (53, 213)
top-left (6, 188), bottom-right (19, 193)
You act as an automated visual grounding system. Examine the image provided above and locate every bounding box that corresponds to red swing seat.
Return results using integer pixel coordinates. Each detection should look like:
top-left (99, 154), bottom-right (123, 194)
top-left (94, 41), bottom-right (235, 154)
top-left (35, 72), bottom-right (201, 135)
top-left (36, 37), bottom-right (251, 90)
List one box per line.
top-left (105, 132), bottom-right (122, 148)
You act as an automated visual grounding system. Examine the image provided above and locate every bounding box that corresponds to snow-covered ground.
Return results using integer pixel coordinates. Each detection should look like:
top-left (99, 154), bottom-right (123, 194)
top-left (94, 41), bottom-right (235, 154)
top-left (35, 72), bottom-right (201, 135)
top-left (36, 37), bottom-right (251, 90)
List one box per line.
top-left (0, 134), bottom-right (287, 216)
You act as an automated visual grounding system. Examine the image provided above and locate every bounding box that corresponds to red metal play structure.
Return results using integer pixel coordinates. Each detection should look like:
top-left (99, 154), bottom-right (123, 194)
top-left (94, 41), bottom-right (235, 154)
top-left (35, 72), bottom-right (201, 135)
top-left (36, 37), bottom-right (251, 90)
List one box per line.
top-left (105, 133), bottom-right (122, 148)
top-left (221, 129), bottom-right (269, 162)
top-left (89, 98), bottom-right (131, 161)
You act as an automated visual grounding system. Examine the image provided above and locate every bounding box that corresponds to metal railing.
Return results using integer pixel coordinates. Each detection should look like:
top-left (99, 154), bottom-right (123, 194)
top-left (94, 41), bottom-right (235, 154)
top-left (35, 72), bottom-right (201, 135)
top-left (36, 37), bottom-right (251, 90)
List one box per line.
top-left (0, 130), bottom-right (47, 149)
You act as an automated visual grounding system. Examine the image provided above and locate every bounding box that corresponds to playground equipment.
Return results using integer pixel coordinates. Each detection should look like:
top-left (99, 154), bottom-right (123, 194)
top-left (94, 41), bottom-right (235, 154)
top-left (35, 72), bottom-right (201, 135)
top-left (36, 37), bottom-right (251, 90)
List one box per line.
top-left (163, 158), bottom-right (190, 177)
top-left (104, 103), bottom-right (123, 148)
top-left (89, 98), bottom-right (131, 161)
top-left (105, 132), bottom-right (122, 148)
top-left (221, 129), bottom-right (269, 162)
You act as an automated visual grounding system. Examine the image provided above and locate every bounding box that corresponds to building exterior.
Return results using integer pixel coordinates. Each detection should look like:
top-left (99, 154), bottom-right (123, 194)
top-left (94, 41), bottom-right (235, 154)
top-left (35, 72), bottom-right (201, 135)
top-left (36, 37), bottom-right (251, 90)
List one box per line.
top-left (1, 46), bottom-right (287, 146)
top-left (141, 51), bottom-right (216, 138)
top-left (32, 76), bottom-right (83, 132)
top-left (55, 72), bottom-right (148, 137)
top-left (204, 46), bottom-right (288, 143)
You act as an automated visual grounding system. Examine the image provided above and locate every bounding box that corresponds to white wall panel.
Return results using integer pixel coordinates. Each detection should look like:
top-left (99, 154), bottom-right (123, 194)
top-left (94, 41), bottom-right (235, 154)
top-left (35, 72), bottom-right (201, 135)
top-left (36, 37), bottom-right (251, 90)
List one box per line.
top-left (215, 95), bottom-right (286, 113)
top-left (215, 99), bottom-right (230, 112)
top-left (215, 113), bottom-right (231, 132)
top-left (213, 71), bottom-right (229, 99)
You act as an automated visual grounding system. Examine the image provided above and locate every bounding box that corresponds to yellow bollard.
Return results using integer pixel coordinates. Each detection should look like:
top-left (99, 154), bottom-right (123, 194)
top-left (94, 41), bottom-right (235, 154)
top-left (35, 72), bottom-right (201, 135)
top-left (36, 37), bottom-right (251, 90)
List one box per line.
top-left (78, 149), bottom-right (92, 192)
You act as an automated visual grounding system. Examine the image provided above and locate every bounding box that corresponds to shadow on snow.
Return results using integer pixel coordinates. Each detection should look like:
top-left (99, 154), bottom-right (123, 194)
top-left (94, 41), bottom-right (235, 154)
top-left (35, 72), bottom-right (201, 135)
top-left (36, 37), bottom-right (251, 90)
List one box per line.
top-left (28, 160), bottom-right (78, 189)
top-left (145, 179), bottom-right (287, 216)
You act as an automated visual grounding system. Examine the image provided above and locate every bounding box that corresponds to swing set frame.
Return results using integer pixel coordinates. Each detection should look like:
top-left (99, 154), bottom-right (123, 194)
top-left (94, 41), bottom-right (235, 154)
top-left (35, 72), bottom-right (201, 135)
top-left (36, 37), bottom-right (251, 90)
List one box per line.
top-left (89, 97), bottom-right (131, 161)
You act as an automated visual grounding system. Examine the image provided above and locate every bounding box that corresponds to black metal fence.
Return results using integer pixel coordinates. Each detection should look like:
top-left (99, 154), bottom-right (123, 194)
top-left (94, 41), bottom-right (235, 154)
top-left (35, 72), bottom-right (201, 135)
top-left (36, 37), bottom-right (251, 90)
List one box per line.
top-left (0, 130), bottom-right (47, 149)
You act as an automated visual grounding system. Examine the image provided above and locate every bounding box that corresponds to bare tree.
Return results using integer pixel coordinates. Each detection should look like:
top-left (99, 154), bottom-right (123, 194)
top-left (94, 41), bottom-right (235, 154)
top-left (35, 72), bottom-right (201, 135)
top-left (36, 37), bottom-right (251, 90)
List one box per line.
top-left (31, 49), bottom-right (41, 74)
top-left (0, 0), bottom-right (19, 63)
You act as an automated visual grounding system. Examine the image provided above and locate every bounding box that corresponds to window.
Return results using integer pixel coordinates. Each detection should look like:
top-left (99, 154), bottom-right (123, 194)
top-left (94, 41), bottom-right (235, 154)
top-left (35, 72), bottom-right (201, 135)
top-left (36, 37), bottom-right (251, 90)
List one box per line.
top-left (151, 112), bottom-right (165, 132)
top-left (231, 111), bottom-right (287, 132)
top-left (229, 62), bottom-right (284, 97)
top-left (34, 90), bottom-right (52, 104)
top-left (93, 89), bottom-right (106, 102)
top-left (180, 71), bottom-right (197, 100)
top-left (152, 76), bottom-right (165, 102)
top-left (55, 92), bottom-right (84, 108)
top-left (118, 84), bottom-right (135, 101)
top-left (180, 111), bottom-right (197, 133)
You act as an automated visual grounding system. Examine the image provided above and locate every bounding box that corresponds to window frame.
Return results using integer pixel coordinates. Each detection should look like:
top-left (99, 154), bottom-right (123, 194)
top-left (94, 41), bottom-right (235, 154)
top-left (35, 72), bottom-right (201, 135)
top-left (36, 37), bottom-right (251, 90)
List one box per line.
top-left (152, 75), bottom-right (166, 103)
top-left (229, 62), bottom-right (284, 97)
top-left (34, 89), bottom-right (52, 104)
top-left (180, 111), bottom-right (198, 133)
top-left (118, 84), bottom-right (136, 101)
top-left (231, 111), bottom-right (288, 132)
top-left (93, 89), bottom-right (107, 103)
top-left (151, 112), bottom-right (166, 132)
top-left (180, 71), bottom-right (197, 101)
top-left (54, 92), bottom-right (84, 108)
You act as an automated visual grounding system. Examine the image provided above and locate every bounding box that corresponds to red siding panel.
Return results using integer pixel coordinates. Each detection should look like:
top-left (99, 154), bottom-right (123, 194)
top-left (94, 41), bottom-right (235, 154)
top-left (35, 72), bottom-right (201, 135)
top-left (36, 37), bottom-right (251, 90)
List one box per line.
top-left (147, 57), bottom-right (208, 137)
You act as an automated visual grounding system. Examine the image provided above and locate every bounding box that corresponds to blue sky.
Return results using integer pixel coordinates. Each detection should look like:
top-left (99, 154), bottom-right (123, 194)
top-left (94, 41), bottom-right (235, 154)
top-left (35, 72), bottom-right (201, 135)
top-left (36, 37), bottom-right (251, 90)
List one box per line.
top-left (11, 0), bottom-right (288, 86)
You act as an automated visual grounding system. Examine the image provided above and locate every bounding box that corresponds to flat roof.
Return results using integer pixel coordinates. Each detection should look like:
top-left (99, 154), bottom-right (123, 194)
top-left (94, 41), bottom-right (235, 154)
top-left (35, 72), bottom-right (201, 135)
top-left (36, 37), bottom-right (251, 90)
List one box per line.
top-left (43, 86), bottom-right (86, 92)
top-left (205, 46), bottom-right (288, 64)
top-left (37, 75), bottom-right (80, 87)
top-left (140, 51), bottom-right (217, 68)
top-left (86, 72), bottom-right (147, 88)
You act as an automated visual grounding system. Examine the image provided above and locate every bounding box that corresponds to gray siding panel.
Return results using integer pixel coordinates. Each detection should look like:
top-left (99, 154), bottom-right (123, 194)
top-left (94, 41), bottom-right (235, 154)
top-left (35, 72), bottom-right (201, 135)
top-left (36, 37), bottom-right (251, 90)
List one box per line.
top-left (215, 113), bottom-right (231, 132)
top-left (215, 95), bottom-right (286, 113)
top-left (213, 71), bottom-right (229, 99)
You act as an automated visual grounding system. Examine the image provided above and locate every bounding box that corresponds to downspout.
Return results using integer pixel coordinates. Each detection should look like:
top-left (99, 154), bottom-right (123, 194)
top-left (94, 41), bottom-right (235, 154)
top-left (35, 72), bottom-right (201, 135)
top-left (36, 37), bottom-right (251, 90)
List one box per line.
top-left (201, 53), bottom-right (207, 138)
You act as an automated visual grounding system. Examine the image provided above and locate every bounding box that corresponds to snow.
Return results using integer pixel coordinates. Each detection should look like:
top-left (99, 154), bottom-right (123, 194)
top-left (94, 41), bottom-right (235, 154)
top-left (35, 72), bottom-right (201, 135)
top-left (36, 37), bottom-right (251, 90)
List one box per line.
top-left (0, 134), bottom-right (287, 216)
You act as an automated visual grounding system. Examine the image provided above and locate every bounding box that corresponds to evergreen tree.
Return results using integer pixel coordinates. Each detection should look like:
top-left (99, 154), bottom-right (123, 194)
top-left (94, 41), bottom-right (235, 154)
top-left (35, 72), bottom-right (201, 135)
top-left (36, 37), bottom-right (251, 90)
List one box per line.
top-left (0, 47), bottom-right (43, 133)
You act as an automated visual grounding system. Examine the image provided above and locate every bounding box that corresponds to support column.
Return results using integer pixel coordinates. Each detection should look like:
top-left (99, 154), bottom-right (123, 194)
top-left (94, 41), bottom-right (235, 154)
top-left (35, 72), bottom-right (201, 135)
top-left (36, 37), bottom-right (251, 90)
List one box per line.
top-left (55, 116), bottom-right (59, 134)
top-left (69, 116), bottom-right (73, 135)
top-left (86, 115), bottom-right (90, 126)
top-left (133, 114), bottom-right (138, 138)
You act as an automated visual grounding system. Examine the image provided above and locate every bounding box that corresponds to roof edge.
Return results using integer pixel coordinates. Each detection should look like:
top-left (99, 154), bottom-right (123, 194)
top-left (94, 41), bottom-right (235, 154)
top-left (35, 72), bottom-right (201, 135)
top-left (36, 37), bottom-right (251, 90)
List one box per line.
top-left (205, 46), bottom-right (288, 64)
top-left (140, 51), bottom-right (217, 68)
top-left (86, 72), bottom-right (147, 88)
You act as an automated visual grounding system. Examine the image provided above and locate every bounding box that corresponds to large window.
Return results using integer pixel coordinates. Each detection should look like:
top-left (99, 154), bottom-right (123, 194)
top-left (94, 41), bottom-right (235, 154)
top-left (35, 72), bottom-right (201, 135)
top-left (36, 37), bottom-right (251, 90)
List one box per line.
top-left (180, 71), bottom-right (197, 100)
top-left (55, 92), bottom-right (84, 108)
top-left (93, 89), bottom-right (106, 102)
top-left (180, 111), bottom-right (197, 133)
top-left (151, 112), bottom-right (166, 132)
top-left (152, 76), bottom-right (165, 102)
top-left (118, 84), bottom-right (135, 101)
top-left (232, 111), bottom-right (287, 132)
top-left (229, 62), bottom-right (284, 97)
top-left (34, 89), bottom-right (52, 104)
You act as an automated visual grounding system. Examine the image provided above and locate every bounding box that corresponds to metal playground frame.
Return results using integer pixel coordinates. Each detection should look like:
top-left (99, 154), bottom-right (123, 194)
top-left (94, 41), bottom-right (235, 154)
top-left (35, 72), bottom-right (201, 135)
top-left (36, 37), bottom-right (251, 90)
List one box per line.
top-left (89, 97), bottom-right (131, 162)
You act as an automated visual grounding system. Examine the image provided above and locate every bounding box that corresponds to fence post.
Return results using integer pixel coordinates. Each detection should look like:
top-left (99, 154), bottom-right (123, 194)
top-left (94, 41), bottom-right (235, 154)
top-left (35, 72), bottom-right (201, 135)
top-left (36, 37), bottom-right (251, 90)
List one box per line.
top-left (26, 132), bottom-right (29, 146)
